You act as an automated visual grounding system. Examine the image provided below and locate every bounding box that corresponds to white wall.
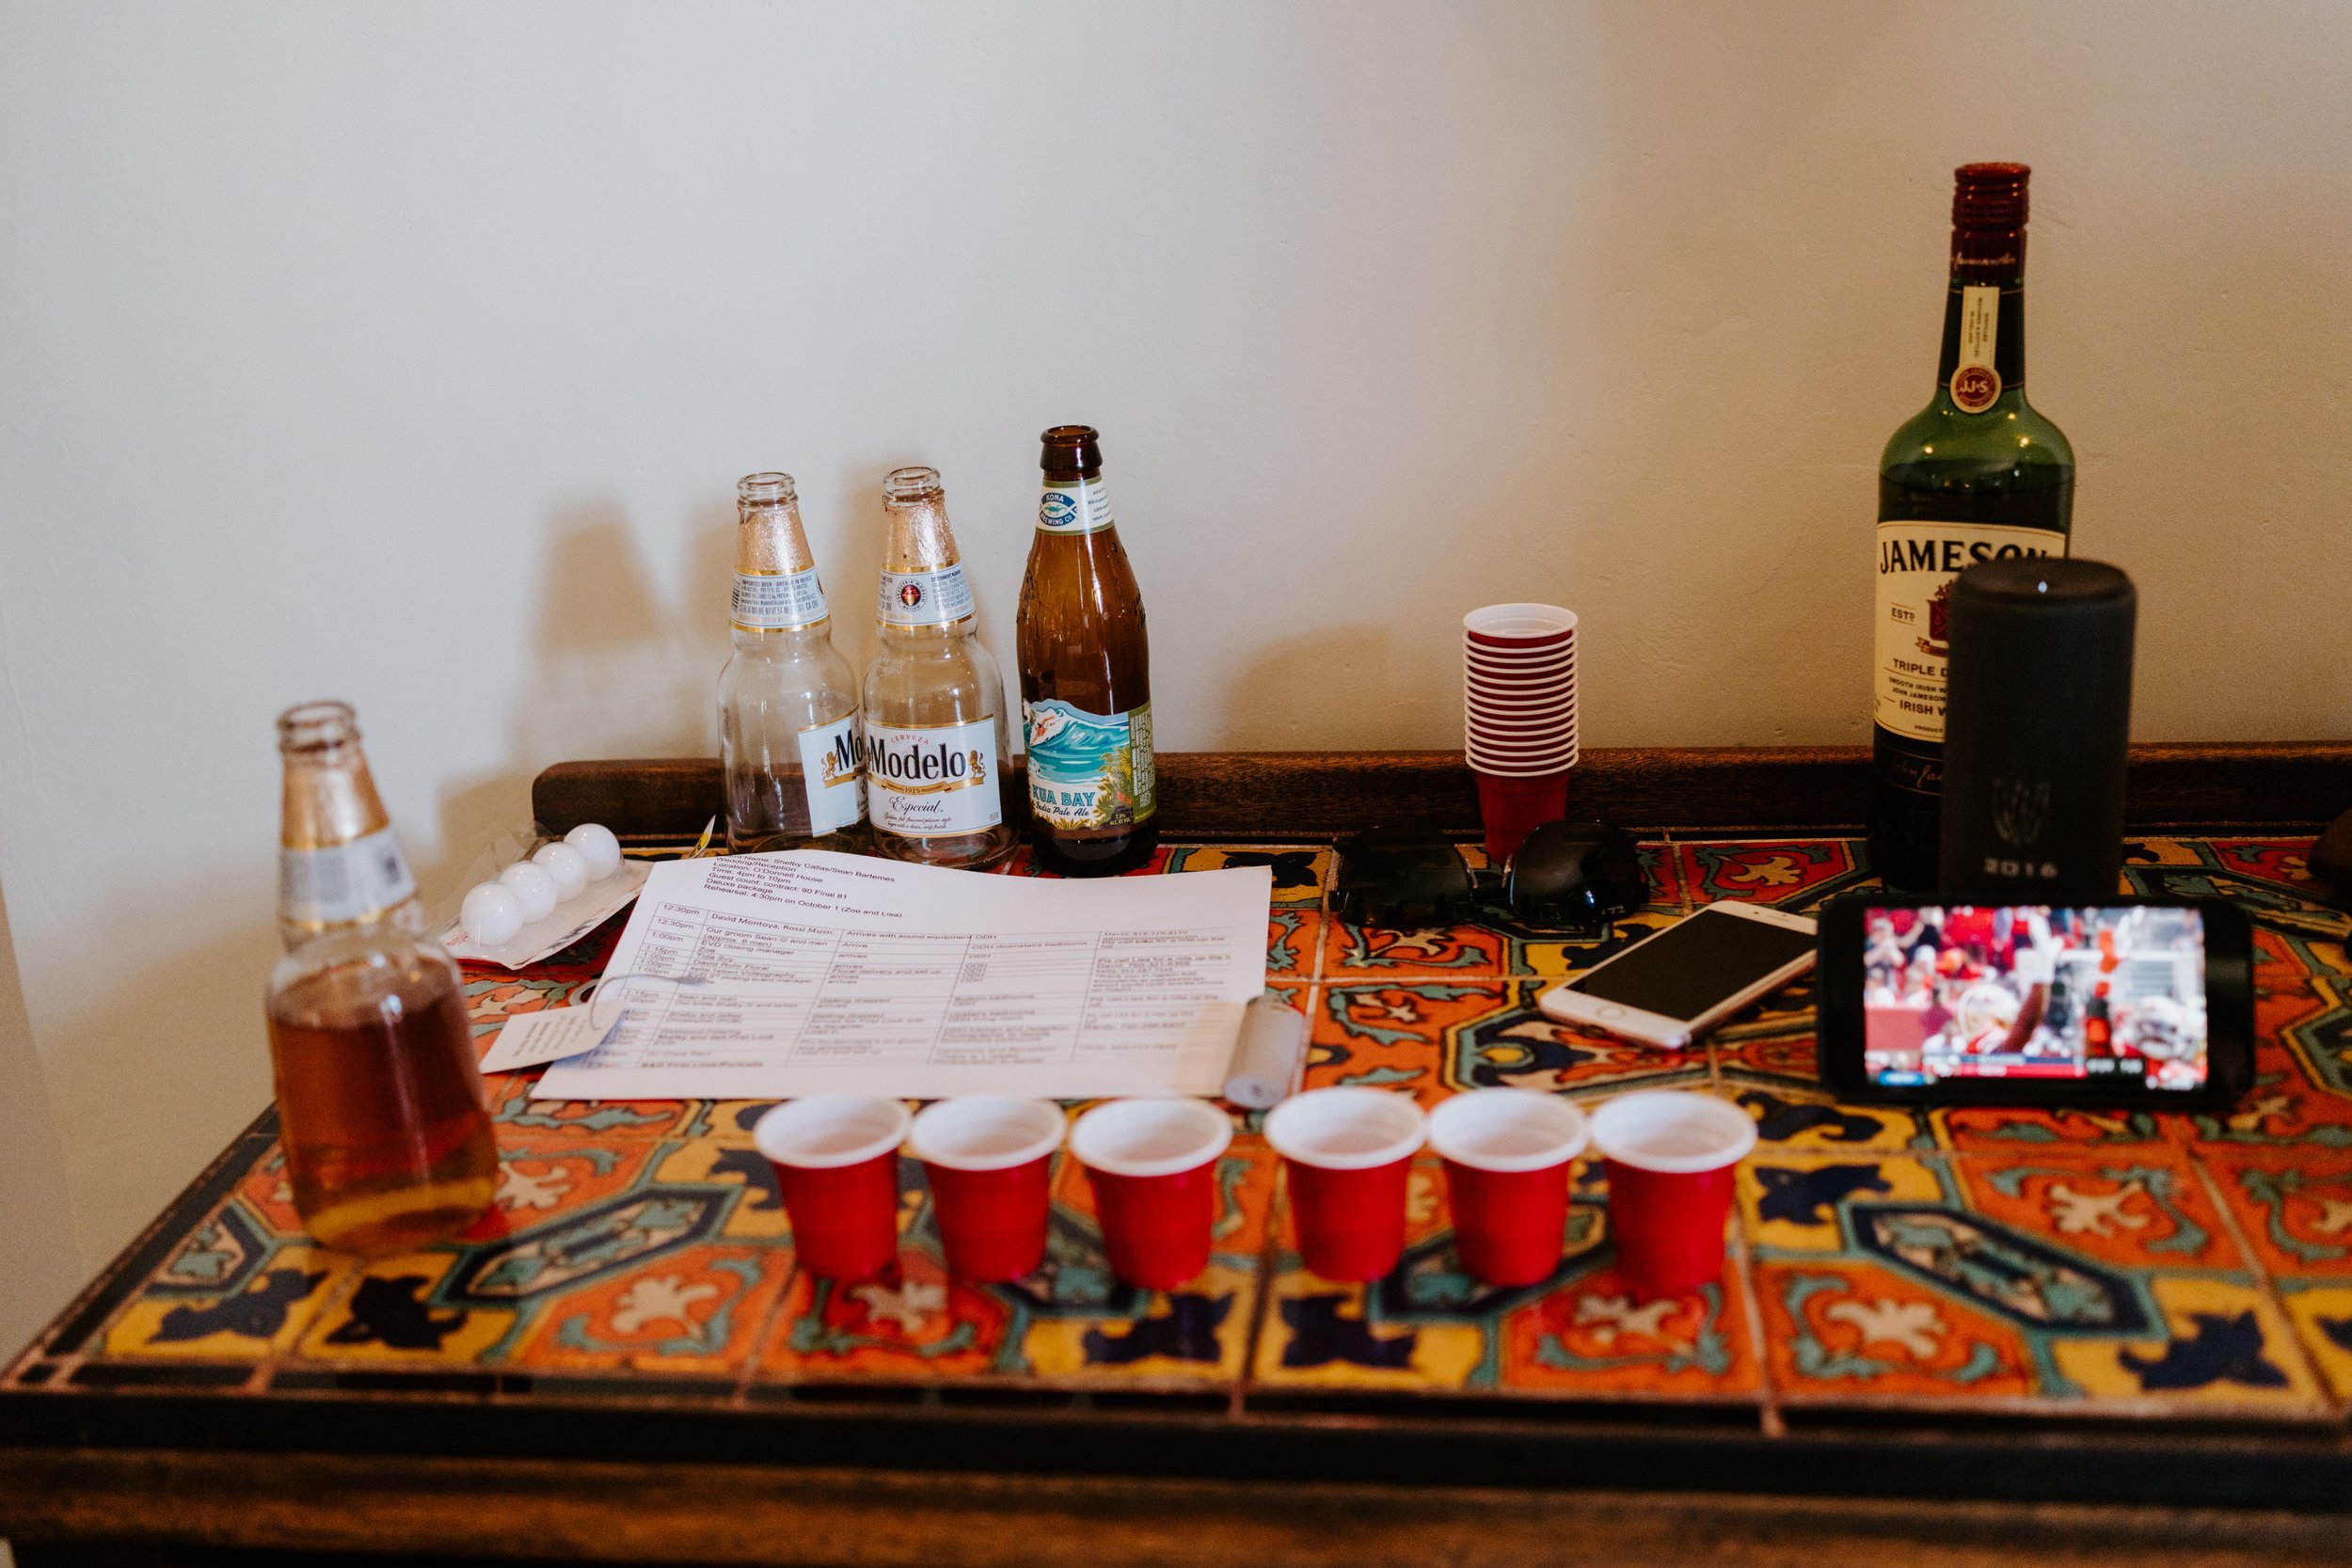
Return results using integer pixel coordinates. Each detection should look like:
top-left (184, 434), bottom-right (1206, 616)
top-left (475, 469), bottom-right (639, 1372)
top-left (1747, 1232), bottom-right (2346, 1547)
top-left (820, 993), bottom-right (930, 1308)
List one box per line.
top-left (2, 1), bottom-right (2347, 1284)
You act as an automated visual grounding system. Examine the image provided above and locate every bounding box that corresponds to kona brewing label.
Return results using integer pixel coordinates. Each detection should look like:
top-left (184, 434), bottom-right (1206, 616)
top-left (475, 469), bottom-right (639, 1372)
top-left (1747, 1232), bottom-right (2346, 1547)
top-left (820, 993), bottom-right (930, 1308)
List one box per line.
top-left (731, 567), bottom-right (829, 631)
top-left (866, 718), bottom-right (1000, 836)
top-left (1037, 476), bottom-right (1116, 535)
top-left (1024, 699), bottom-right (1155, 831)
top-left (1947, 284), bottom-right (2002, 413)
top-left (877, 564), bottom-right (976, 626)
top-left (1873, 521), bottom-right (2063, 743)
top-left (279, 826), bottom-right (417, 925)
top-left (795, 712), bottom-right (866, 835)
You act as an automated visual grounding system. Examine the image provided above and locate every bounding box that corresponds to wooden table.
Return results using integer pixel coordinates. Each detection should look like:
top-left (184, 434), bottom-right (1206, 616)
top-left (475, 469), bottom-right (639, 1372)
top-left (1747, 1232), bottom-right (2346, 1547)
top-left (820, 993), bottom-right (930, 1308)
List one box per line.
top-left (6, 747), bottom-right (2350, 1566)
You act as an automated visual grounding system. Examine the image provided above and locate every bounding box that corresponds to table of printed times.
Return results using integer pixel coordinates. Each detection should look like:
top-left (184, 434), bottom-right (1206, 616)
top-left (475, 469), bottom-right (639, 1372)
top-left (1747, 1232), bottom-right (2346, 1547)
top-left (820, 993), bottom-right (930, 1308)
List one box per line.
top-left (609, 901), bottom-right (1237, 1073)
top-left (6, 808), bottom-right (2352, 1563)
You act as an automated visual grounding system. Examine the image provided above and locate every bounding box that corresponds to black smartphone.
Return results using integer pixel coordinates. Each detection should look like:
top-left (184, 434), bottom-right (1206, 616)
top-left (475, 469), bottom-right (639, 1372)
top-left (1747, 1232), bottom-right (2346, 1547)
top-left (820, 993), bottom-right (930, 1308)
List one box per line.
top-left (1815, 895), bottom-right (2252, 1108)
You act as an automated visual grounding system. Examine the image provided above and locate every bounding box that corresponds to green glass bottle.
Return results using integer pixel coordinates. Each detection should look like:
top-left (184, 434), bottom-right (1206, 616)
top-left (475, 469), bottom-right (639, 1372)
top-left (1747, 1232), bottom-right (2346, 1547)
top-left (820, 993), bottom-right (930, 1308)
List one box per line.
top-left (1869, 163), bottom-right (2075, 890)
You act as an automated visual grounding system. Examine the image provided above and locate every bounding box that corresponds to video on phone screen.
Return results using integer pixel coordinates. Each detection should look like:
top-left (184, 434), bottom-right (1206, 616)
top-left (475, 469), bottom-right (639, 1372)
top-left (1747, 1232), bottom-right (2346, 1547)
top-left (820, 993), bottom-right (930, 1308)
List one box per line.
top-left (1863, 906), bottom-right (2207, 1091)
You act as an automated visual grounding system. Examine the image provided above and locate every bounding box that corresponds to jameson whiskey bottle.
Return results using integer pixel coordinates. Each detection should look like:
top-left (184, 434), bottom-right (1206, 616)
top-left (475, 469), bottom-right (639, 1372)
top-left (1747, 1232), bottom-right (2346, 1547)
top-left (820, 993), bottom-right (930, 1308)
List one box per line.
top-left (1016, 425), bottom-right (1157, 876)
top-left (1870, 163), bottom-right (2074, 889)
top-left (719, 471), bottom-right (866, 853)
top-left (863, 466), bottom-right (1019, 868)
top-left (267, 703), bottom-right (496, 1255)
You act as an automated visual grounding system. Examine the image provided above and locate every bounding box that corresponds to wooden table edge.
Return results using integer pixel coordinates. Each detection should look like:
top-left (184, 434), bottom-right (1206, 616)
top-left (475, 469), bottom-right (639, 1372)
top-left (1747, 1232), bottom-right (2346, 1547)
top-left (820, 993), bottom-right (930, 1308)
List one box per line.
top-left (3, 1445), bottom-right (2347, 1567)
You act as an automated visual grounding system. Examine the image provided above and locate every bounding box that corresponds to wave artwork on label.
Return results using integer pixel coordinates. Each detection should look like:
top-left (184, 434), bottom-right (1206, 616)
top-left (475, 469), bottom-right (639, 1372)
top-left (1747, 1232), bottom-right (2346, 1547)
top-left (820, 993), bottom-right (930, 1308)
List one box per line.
top-left (1025, 699), bottom-right (1152, 831)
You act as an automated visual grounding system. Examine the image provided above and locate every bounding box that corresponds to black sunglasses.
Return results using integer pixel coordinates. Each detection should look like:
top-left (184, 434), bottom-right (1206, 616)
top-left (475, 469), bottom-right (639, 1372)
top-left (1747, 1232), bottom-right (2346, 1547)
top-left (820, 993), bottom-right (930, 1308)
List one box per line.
top-left (1331, 820), bottom-right (1647, 927)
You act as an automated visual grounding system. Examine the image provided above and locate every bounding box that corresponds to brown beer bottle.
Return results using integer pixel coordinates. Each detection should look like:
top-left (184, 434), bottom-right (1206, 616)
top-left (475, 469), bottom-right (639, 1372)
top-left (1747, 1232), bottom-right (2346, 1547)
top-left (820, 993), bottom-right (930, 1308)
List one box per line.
top-left (265, 703), bottom-right (497, 1255)
top-left (1015, 425), bottom-right (1157, 875)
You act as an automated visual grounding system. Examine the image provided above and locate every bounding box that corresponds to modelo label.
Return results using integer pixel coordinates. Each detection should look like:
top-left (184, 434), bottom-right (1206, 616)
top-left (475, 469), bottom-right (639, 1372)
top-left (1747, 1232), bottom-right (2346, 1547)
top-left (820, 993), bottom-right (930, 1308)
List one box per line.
top-left (1873, 520), bottom-right (2064, 742)
top-left (279, 825), bottom-right (417, 925)
top-left (1037, 477), bottom-right (1115, 535)
top-left (732, 567), bottom-right (828, 630)
top-left (796, 711), bottom-right (866, 836)
top-left (1024, 699), bottom-right (1154, 832)
top-left (866, 718), bottom-right (1001, 836)
top-left (877, 564), bottom-right (975, 626)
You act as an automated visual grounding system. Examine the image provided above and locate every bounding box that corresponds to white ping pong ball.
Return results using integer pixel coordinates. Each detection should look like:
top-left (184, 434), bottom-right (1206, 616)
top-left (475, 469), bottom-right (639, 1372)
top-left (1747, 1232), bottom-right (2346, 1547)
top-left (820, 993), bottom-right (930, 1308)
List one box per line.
top-left (498, 861), bottom-right (560, 923)
top-left (565, 822), bottom-right (623, 880)
top-left (532, 841), bottom-right (590, 900)
top-left (461, 881), bottom-right (525, 946)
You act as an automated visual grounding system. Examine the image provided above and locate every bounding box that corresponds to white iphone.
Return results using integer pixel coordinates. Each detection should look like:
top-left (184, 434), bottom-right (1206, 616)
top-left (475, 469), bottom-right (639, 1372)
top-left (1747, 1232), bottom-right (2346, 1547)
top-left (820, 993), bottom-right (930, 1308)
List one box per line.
top-left (1537, 902), bottom-right (1819, 1049)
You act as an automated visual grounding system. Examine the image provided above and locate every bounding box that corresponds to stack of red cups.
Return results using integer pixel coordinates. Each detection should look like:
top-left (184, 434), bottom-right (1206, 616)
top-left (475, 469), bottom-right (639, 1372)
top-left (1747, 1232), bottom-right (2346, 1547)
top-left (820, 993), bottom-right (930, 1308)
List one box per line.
top-left (1464, 603), bottom-right (1579, 858)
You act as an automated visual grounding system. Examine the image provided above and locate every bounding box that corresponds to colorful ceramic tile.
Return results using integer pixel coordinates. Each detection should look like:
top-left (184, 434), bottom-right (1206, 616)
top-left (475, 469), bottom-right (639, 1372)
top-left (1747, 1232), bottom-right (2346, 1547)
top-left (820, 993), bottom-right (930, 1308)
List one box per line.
top-left (1320, 919), bottom-right (1507, 981)
top-left (1266, 910), bottom-right (1320, 978)
top-left (2194, 1148), bottom-right (2352, 1280)
top-left (1723, 1079), bottom-right (1934, 1154)
top-left (1251, 1155), bottom-right (1761, 1402)
top-left (2275, 1283), bottom-right (2352, 1402)
top-left (1504, 905), bottom-right (1683, 978)
top-left (759, 1140), bottom-right (1272, 1391)
top-left (291, 1250), bottom-right (523, 1365)
top-left (98, 1213), bottom-right (354, 1363)
top-left (1678, 840), bottom-right (1873, 911)
top-left (1308, 981), bottom-right (1706, 1107)
top-left (509, 1242), bottom-right (794, 1373)
top-left (1743, 1149), bottom-right (2328, 1416)
top-left (1935, 1103), bottom-right (2182, 1152)
top-left (1709, 1017), bottom-right (1820, 1084)
top-left (1169, 845), bottom-right (1330, 906)
top-left (483, 1070), bottom-right (698, 1140)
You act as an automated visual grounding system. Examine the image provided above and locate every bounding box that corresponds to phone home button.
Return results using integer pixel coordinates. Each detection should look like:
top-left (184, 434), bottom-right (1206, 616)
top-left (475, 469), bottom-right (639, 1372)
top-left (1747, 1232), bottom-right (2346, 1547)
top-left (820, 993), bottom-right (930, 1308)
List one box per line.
top-left (1597, 1005), bottom-right (1626, 1021)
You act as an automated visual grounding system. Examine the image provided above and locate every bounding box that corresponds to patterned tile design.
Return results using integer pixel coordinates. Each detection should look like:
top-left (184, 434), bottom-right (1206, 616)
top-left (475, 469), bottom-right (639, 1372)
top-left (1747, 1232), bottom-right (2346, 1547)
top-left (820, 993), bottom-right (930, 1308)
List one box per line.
top-left (13, 833), bottom-right (2352, 1433)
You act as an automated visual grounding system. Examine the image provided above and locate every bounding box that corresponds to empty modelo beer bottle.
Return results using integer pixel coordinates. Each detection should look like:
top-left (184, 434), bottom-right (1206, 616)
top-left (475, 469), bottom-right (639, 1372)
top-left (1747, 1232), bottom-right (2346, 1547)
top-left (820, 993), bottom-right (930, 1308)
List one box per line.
top-left (863, 467), bottom-right (1019, 868)
top-left (719, 471), bottom-right (866, 853)
top-left (265, 703), bottom-right (497, 1255)
top-left (1016, 425), bottom-right (1156, 875)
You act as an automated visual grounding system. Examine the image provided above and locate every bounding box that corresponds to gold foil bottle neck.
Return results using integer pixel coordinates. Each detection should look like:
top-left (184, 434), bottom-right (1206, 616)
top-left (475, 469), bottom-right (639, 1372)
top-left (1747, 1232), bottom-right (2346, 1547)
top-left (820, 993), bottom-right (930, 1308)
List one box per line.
top-left (882, 466), bottom-right (961, 573)
top-left (736, 471), bottom-right (817, 576)
top-left (278, 701), bottom-right (390, 850)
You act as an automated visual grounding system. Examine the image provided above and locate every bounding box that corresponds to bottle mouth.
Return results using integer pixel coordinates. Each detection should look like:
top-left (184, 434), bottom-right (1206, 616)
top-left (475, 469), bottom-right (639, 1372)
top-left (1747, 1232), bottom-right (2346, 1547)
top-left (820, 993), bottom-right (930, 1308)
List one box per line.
top-left (1040, 425), bottom-right (1103, 476)
top-left (883, 466), bottom-right (944, 504)
top-left (738, 471), bottom-right (797, 505)
top-left (278, 700), bottom-right (358, 753)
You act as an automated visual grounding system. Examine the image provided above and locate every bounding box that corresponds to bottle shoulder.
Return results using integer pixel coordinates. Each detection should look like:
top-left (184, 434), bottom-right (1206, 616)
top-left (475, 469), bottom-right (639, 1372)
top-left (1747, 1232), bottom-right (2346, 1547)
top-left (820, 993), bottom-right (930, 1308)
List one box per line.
top-left (1883, 394), bottom-right (2073, 468)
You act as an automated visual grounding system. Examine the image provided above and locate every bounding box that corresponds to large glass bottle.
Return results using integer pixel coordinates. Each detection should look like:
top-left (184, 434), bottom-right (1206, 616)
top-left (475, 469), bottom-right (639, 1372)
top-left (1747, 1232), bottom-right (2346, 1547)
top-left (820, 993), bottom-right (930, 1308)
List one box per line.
top-left (863, 467), bottom-right (1020, 868)
top-left (1869, 163), bottom-right (2074, 890)
top-left (1015, 425), bottom-right (1157, 875)
top-left (719, 471), bottom-right (866, 853)
top-left (266, 703), bottom-right (496, 1255)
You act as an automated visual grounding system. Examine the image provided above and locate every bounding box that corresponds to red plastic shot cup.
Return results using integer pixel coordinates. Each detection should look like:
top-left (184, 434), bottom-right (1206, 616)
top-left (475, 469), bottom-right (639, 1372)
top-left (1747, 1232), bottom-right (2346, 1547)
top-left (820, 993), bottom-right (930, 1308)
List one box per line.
top-left (1463, 603), bottom-right (1578, 650)
top-left (909, 1096), bottom-right (1065, 1282)
top-left (1590, 1091), bottom-right (1757, 1298)
top-left (1264, 1087), bottom-right (1428, 1282)
top-left (1427, 1089), bottom-right (1590, 1288)
top-left (753, 1096), bottom-right (911, 1281)
top-left (1070, 1098), bottom-right (1234, 1291)
top-left (1472, 768), bottom-right (1572, 860)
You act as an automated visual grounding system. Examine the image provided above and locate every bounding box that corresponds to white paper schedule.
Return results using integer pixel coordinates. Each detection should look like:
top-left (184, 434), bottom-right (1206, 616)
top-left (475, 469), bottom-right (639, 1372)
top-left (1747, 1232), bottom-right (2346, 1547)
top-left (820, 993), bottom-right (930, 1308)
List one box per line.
top-left (532, 851), bottom-right (1272, 1101)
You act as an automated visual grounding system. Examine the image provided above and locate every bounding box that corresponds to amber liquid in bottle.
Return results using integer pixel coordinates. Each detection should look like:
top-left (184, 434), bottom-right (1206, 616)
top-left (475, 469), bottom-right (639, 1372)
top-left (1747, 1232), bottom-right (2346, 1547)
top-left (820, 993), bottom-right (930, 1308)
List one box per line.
top-left (1016, 425), bottom-right (1157, 876)
top-left (266, 941), bottom-right (498, 1256)
top-left (269, 702), bottom-right (496, 1256)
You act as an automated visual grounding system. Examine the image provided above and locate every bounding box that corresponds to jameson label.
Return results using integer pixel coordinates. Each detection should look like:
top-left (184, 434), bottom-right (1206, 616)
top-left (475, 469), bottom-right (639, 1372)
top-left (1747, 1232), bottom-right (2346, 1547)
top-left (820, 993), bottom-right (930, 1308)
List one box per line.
top-left (1024, 700), bottom-right (1154, 832)
top-left (877, 564), bottom-right (976, 626)
top-left (795, 711), bottom-right (866, 836)
top-left (1874, 520), bottom-right (2063, 742)
top-left (866, 718), bottom-right (1001, 836)
top-left (279, 825), bottom-right (417, 925)
top-left (731, 567), bottom-right (828, 630)
top-left (1948, 284), bottom-right (2002, 413)
top-left (1037, 476), bottom-right (1116, 535)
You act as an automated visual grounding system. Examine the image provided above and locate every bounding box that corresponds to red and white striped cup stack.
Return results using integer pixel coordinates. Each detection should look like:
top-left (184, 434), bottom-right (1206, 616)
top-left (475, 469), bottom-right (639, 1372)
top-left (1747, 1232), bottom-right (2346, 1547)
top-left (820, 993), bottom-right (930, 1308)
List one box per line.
top-left (1463, 603), bottom-right (1578, 859)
